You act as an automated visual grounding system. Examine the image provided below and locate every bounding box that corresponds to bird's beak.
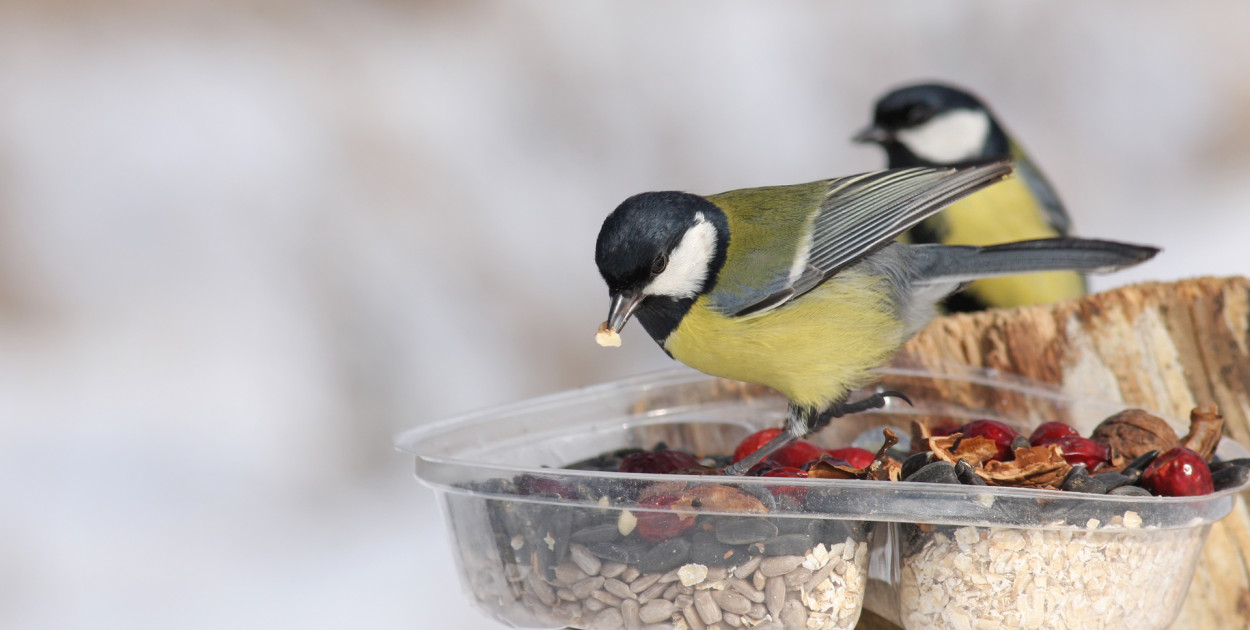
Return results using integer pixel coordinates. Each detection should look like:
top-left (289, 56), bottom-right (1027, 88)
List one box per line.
top-left (852, 124), bottom-right (891, 144)
top-left (607, 291), bottom-right (644, 333)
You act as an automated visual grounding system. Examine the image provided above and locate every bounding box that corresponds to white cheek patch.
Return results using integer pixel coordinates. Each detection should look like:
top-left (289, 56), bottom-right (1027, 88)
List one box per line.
top-left (643, 213), bottom-right (717, 299)
top-left (896, 108), bottom-right (991, 164)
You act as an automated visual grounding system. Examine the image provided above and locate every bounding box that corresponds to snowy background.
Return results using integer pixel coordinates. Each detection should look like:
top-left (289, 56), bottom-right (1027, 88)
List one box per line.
top-left (2, 2), bottom-right (1248, 629)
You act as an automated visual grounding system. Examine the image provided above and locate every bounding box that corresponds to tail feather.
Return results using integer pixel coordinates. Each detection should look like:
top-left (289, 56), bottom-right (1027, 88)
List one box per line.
top-left (913, 238), bottom-right (1160, 284)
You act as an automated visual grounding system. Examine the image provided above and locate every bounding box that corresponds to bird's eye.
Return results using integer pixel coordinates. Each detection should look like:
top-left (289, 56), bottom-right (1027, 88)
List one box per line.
top-left (905, 105), bottom-right (932, 126)
top-left (650, 255), bottom-right (668, 276)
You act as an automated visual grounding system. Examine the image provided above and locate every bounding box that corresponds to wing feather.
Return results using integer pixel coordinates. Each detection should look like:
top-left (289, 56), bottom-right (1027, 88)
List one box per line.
top-left (723, 161), bottom-right (1011, 317)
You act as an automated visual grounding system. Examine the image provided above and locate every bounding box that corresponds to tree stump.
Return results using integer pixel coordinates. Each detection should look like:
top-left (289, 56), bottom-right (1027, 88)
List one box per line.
top-left (855, 276), bottom-right (1250, 630)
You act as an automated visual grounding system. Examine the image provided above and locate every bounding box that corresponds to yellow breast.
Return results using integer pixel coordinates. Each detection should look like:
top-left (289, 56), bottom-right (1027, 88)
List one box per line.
top-left (929, 175), bottom-right (1085, 307)
top-left (663, 271), bottom-right (905, 410)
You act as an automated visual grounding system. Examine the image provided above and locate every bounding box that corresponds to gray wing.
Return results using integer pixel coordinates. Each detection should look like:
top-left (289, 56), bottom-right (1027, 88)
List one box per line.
top-left (729, 161), bottom-right (1012, 317)
top-left (1012, 146), bottom-right (1071, 235)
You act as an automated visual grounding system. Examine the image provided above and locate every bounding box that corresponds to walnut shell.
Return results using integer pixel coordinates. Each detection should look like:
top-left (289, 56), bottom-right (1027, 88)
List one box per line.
top-left (1090, 409), bottom-right (1180, 460)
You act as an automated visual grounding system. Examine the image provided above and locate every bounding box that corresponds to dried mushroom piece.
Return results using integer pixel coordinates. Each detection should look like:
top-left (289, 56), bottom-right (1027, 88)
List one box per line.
top-left (1181, 403), bottom-right (1224, 460)
top-left (981, 445), bottom-right (1072, 488)
top-left (874, 459), bottom-right (903, 482)
top-left (809, 428), bottom-right (902, 481)
top-left (807, 458), bottom-right (864, 480)
top-left (926, 434), bottom-right (999, 468)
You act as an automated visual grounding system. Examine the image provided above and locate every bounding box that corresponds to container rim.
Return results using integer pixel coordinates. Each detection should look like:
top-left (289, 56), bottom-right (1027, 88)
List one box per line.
top-left (395, 359), bottom-right (1250, 530)
top-left (395, 358), bottom-right (1164, 457)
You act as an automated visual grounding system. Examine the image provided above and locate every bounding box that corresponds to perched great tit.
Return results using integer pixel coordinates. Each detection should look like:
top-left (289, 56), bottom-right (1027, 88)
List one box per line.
top-left (854, 82), bottom-right (1081, 312)
top-left (594, 163), bottom-right (1157, 474)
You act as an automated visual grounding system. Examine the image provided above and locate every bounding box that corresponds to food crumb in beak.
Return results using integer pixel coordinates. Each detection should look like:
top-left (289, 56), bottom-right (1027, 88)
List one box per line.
top-left (595, 321), bottom-right (621, 347)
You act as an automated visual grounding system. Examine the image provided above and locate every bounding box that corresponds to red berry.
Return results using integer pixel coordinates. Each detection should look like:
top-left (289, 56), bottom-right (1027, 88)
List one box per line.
top-left (1054, 436), bottom-right (1111, 470)
top-left (619, 450), bottom-right (700, 475)
top-left (635, 494), bottom-right (695, 541)
top-left (958, 420), bottom-right (1019, 461)
top-left (733, 429), bottom-right (784, 463)
top-left (745, 458), bottom-right (786, 476)
top-left (732, 429), bottom-right (824, 469)
top-left (929, 421), bottom-right (961, 437)
top-left (1141, 447), bottom-right (1214, 497)
top-left (826, 447), bottom-right (875, 469)
top-left (1029, 421), bottom-right (1080, 446)
top-left (774, 440), bottom-right (826, 469)
top-left (516, 475), bottom-right (578, 499)
top-left (762, 467), bottom-right (809, 501)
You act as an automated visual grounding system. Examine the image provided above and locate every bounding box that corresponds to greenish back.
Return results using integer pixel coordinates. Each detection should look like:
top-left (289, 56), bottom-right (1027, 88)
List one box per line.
top-left (704, 181), bottom-right (828, 314)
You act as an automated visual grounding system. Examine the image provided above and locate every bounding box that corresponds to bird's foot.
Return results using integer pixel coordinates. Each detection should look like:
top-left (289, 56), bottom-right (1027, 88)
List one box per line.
top-left (810, 390), bottom-right (912, 432)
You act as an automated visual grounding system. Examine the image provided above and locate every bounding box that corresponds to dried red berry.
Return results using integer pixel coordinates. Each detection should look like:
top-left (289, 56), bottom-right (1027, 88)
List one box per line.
top-left (762, 467), bottom-right (809, 501)
top-left (745, 458), bottom-right (787, 476)
top-left (732, 429), bottom-right (824, 469)
top-left (826, 447), bottom-right (875, 469)
top-left (1141, 447), bottom-right (1214, 497)
top-left (618, 450), bottom-right (700, 475)
top-left (634, 494), bottom-right (696, 541)
top-left (516, 475), bottom-right (578, 499)
top-left (774, 440), bottom-right (826, 469)
top-left (1029, 421), bottom-right (1079, 447)
top-left (1054, 436), bottom-right (1111, 470)
top-left (733, 429), bottom-right (784, 463)
top-left (958, 420), bottom-right (1019, 461)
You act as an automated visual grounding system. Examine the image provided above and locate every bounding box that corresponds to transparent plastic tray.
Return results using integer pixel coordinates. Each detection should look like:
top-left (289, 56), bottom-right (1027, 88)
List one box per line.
top-left (398, 362), bottom-right (1248, 629)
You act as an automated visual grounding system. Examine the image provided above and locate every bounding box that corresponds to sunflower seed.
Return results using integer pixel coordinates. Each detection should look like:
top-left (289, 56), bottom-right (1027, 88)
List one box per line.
top-left (693, 589), bottom-right (723, 624)
top-left (570, 543), bottom-right (604, 576)
top-left (759, 555), bottom-right (805, 577)
top-left (621, 598), bottom-right (642, 630)
top-left (638, 599), bottom-right (676, 624)
top-left (711, 589), bottom-right (752, 615)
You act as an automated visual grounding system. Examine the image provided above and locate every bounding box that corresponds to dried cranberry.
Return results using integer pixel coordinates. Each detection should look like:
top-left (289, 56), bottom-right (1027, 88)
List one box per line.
top-left (958, 419), bottom-right (1019, 461)
top-left (731, 429), bottom-right (824, 468)
top-left (1141, 447), bottom-right (1214, 497)
top-left (774, 440), bottom-right (826, 469)
top-left (1054, 436), bottom-right (1111, 470)
top-left (826, 447), bottom-right (875, 469)
top-left (745, 458), bottom-right (787, 476)
top-left (733, 429), bottom-right (784, 463)
top-left (1029, 421), bottom-right (1080, 446)
top-left (762, 467), bottom-right (809, 501)
top-left (618, 450), bottom-right (700, 475)
top-left (634, 494), bottom-right (695, 541)
top-left (515, 475), bottom-right (578, 499)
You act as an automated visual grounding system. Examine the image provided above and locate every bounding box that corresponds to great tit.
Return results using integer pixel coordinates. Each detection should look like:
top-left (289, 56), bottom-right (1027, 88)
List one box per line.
top-left (594, 162), bottom-right (1157, 474)
top-left (854, 82), bottom-right (1082, 312)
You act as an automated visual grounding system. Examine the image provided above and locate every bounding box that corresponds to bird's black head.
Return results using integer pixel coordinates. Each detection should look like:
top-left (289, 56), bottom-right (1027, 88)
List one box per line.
top-left (594, 191), bottom-right (729, 343)
top-left (854, 82), bottom-right (1008, 166)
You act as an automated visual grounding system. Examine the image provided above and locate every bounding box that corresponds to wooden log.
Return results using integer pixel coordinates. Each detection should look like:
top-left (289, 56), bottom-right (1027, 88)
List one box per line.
top-left (854, 276), bottom-right (1250, 630)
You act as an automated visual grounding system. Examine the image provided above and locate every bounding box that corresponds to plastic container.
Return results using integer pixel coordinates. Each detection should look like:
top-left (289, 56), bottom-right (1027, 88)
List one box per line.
top-left (397, 362), bottom-right (1250, 630)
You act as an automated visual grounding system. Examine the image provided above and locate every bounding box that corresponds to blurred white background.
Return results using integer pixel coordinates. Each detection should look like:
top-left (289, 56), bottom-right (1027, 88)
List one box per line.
top-left (2, 2), bottom-right (1247, 628)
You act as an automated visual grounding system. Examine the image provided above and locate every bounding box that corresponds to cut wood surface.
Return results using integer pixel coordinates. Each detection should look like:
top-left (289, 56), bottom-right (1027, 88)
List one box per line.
top-left (855, 276), bottom-right (1250, 630)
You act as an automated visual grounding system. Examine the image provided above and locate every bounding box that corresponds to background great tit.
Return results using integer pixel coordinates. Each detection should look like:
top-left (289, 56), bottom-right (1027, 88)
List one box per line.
top-left (855, 82), bottom-right (1082, 312)
top-left (595, 162), bottom-right (1158, 474)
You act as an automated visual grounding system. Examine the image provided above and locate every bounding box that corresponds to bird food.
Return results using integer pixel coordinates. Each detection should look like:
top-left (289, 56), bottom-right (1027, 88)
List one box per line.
top-left (596, 321), bottom-right (622, 347)
top-left (448, 439), bottom-right (875, 630)
top-left (892, 405), bottom-right (1244, 630)
top-left (400, 367), bottom-right (1250, 630)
